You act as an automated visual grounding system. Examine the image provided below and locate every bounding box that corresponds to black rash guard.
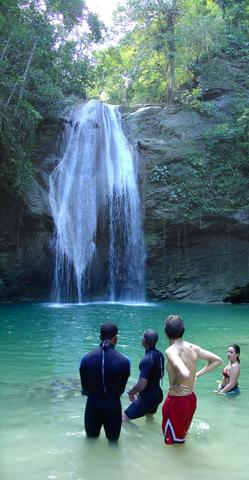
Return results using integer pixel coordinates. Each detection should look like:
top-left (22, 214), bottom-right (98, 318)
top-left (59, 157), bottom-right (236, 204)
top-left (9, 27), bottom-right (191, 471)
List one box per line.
top-left (139, 347), bottom-right (164, 398)
top-left (79, 342), bottom-right (130, 440)
top-left (124, 347), bottom-right (164, 419)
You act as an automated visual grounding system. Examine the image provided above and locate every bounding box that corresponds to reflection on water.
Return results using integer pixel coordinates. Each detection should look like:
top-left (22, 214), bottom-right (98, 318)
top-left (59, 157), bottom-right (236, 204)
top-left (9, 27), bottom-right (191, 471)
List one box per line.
top-left (0, 302), bottom-right (249, 480)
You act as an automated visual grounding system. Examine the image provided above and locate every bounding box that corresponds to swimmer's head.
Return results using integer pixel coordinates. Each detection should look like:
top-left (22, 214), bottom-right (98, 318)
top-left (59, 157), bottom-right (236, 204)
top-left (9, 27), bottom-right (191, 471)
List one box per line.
top-left (100, 322), bottom-right (118, 341)
top-left (164, 315), bottom-right (185, 339)
top-left (142, 329), bottom-right (159, 348)
top-left (228, 344), bottom-right (240, 363)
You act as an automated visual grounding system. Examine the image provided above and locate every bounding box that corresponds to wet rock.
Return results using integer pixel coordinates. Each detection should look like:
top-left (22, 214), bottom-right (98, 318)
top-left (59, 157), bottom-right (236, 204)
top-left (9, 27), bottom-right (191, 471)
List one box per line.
top-left (224, 284), bottom-right (249, 304)
top-left (1, 88), bottom-right (249, 303)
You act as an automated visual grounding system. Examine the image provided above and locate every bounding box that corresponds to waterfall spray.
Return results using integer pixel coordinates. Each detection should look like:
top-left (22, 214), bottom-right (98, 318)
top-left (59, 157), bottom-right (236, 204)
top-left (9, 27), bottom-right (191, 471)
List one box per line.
top-left (49, 100), bottom-right (145, 302)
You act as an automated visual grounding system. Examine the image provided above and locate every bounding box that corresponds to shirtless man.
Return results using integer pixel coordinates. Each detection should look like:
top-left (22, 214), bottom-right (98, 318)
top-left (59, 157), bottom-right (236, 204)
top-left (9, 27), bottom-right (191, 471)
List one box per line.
top-left (162, 314), bottom-right (222, 445)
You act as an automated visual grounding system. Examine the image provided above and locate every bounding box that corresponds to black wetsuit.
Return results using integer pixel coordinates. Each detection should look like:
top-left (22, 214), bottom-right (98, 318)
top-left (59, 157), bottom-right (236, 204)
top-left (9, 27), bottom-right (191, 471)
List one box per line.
top-left (79, 342), bottom-right (130, 440)
top-left (124, 347), bottom-right (164, 419)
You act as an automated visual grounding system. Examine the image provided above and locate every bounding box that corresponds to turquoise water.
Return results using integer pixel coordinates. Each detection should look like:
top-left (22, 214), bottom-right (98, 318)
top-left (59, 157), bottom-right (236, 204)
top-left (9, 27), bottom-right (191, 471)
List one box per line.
top-left (0, 301), bottom-right (248, 480)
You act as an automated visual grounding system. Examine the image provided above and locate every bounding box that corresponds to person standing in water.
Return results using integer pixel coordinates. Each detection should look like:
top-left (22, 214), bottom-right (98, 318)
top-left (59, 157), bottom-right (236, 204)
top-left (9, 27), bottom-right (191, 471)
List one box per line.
top-left (123, 329), bottom-right (164, 421)
top-left (79, 322), bottom-right (130, 441)
top-left (217, 344), bottom-right (240, 396)
top-left (162, 314), bottom-right (222, 445)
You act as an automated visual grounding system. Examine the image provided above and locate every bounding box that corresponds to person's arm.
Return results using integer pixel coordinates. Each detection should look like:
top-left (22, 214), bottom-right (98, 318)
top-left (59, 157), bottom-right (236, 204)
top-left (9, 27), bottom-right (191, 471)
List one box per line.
top-left (119, 358), bottom-right (131, 395)
top-left (195, 347), bottom-right (222, 378)
top-left (166, 348), bottom-right (190, 379)
top-left (218, 372), bottom-right (227, 390)
top-left (128, 356), bottom-right (151, 401)
top-left (79, 356), bottom-right (89, 395)
top-left (218, 380), bottom-right (225, 391)
top-left (128, 377), bottom-right (148, 401)
top-left (219, 364), bottom-right (240, 393)
top-left (160, 352), bottom-right (165, 379)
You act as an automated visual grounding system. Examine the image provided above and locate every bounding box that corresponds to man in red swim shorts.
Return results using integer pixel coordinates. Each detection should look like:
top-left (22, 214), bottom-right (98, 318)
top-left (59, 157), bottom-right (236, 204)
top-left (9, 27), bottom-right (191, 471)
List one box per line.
top-left (162, 315), bottom-right (222, 445)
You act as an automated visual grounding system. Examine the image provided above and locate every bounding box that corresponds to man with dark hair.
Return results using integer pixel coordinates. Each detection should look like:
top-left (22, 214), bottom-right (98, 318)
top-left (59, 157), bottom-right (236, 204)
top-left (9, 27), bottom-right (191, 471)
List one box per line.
top-left (79, 322), bottom-right (130, 441)
top-left (162, 314), bottom-right (222, 445)
top-left (123, 328), bottom-right (164, 421)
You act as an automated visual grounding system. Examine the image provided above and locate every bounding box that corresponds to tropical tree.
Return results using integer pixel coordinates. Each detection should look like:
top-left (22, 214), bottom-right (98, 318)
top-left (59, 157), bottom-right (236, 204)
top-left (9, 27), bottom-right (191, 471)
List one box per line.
top-left (90, 0), bottom-right (228, 104)
top-left (216, 0), bottom-right (249, 29)
top-left (0, 0), bottom-right (103, 196)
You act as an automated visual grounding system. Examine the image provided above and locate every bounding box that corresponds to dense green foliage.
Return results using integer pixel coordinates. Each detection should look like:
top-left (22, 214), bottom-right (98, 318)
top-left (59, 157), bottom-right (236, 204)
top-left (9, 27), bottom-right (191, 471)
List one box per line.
top-left (86, 0), bottom-right (249, 221)
top-left (90, 0), bottom-right (249, 104)
top-left (1, 0), bottom-right (249, 213)
top-left (0, 0), bottom-right (103, 195)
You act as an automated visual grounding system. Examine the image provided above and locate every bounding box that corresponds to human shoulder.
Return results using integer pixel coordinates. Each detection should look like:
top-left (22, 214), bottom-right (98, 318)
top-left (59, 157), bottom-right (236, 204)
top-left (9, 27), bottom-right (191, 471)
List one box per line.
top-left (139, 350), bottom-right (152, 368)
top-left (193, 343), bottom-right (222, 362)
top-left (165, 344), bottom-right (173, 356)
top-left (157, 349), bottom-right (165, 362)
top-left (115, 349), bottom-right (130, 364)
top-left (166, 340), bottom-right (197, 359)
top-left (165, 344), bottom-right (178, 361)
top-left (153, 349), bottom-right (164, 368)
top-left (155, 347), bottom-right (164, 356)
top-left (165, 343), bottom-right (173, 352)
top-left (79, 350), bottom-right (93, 369)
top-left (231, 361), bottom-right (240, 373)
top-left (81, 347), bottom-right (101, 360)
top-left (185, 341), bottom-right (200, 353)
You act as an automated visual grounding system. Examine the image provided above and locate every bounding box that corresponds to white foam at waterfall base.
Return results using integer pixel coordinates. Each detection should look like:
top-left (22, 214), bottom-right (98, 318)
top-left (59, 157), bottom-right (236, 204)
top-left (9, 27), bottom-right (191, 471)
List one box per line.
top-left (49, 100), bottom-right (146, 303)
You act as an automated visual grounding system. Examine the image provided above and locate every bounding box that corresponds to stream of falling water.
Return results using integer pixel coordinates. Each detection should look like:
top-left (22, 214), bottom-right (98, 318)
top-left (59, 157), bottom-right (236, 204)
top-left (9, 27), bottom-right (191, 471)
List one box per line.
top-left (49, 100), bottom-right (145, 302)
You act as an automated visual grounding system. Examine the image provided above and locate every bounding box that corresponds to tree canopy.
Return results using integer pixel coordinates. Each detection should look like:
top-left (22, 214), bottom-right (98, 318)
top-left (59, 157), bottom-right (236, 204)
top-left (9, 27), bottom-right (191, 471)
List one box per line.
top-left (89, 0), bottom-right (249, 103)
top-left (0, 0), bottom-right (103, 194)
top-left (0, 0), bottom-right (249, 200)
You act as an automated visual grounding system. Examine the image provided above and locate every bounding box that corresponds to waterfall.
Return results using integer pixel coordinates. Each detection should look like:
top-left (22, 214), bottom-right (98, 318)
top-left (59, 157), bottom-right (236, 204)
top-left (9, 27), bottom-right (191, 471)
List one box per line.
top-left (49, 99), bottom-right (146, 303)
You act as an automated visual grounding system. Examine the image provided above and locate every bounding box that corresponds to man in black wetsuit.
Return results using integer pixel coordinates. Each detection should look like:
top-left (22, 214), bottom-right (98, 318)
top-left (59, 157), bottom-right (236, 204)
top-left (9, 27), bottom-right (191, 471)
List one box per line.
top-left (79, 322), bottom-right (130, 441)
top-left (123, 329), bottom-right (164, 421)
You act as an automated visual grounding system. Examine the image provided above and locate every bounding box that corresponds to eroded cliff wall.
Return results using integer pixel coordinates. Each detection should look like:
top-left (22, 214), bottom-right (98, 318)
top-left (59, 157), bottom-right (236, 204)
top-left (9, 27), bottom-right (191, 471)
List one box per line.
top-left (1, 87), bottom-right (249, 302)
top-left (122, 97), bottom-right (249, 302)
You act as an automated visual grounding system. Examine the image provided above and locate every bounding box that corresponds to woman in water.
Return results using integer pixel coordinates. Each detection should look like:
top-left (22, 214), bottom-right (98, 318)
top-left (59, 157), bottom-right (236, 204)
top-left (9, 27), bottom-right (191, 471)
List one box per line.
top-left (217, 344), bottom-right (240, 396)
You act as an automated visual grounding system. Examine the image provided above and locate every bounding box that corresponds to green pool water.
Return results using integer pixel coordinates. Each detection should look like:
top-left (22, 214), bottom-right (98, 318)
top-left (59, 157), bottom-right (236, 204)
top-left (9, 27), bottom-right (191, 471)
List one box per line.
top-left (0, 301), bottom-right (248, 480)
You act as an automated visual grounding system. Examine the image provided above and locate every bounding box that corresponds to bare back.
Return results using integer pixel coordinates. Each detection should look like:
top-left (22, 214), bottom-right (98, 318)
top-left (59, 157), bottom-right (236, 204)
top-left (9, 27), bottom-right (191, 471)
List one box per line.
top-left (166, 340), bottom-right (198, 396)
top-left (166, 339), bottom-right (222, 396)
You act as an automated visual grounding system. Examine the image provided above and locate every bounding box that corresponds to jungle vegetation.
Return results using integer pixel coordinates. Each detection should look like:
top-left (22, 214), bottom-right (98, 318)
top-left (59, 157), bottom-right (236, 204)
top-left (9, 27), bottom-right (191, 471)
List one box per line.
top-left (0, 0), bottom-right (249, 202)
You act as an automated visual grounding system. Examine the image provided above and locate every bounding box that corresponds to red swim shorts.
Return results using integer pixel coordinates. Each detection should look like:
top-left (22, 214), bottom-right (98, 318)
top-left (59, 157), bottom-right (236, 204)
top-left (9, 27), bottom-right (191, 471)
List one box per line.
top-left (162, 392), bottom-right (197, 444)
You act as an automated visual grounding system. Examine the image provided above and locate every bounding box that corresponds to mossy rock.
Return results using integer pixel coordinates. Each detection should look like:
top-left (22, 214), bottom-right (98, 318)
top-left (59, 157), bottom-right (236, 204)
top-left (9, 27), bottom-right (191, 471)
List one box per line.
top-left (224, 284), bottom-right (249, 303)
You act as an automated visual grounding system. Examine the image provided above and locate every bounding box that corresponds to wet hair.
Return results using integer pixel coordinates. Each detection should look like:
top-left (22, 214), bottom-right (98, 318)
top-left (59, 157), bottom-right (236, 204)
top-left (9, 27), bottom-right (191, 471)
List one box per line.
top-left (143, 328), bottom-right (159, 347)
top-left (228, 344), bottom-right (240, 363)
top-left (164, 314), bottom-right (185, 339)
top-left (100, 322), bottom-right (118, 340)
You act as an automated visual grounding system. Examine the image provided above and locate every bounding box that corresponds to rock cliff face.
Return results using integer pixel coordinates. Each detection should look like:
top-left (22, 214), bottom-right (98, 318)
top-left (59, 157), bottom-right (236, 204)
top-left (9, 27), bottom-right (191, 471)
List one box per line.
top-left (0, 116), bottom-right (60, 301)
top-left (122, 100), bottom-right (249, 302)
top-left (1, 94), bottom-right (249, 302)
